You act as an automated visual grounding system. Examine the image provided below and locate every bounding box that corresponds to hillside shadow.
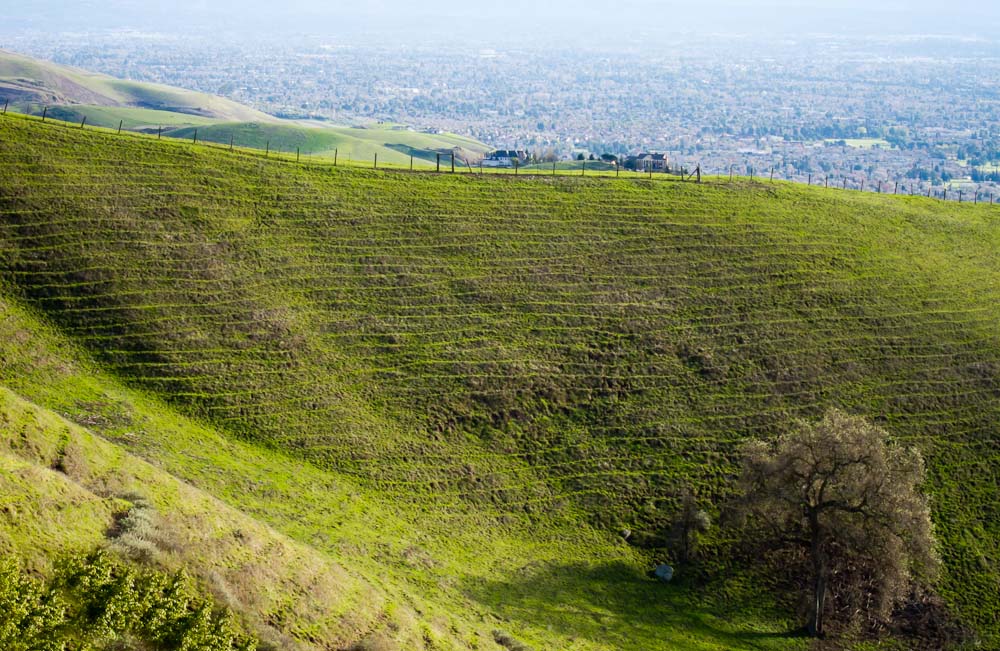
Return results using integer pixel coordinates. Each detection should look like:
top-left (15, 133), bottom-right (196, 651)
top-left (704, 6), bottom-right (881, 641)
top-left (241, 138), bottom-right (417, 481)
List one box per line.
top-left (385, 143), bottom-right (440, 163)
top-left (462, 561), bottom-right (803, 650)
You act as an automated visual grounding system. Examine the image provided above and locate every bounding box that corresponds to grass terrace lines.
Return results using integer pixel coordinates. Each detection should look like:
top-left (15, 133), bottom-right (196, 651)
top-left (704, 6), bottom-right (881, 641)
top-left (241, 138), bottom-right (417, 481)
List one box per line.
top-left (1, 112), bottom-right (1000, 647)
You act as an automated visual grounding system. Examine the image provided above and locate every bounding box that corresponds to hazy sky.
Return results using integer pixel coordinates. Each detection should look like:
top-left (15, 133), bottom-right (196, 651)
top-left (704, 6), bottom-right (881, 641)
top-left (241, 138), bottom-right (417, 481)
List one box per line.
top-left (5, 1), bottom-right (997, 42)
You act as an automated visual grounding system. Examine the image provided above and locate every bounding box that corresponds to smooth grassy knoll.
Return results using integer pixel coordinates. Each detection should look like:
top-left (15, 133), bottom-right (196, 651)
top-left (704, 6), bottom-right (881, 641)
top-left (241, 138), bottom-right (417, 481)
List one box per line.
top-left (0, 48), bottom-right (274, 122)
top-left (0, 113), bottom-right (999, 649)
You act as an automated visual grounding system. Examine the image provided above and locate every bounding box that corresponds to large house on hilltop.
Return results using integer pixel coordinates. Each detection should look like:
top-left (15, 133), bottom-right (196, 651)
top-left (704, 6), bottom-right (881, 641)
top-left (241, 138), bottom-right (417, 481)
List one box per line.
top-left (481, 150), bottom-right (530, 168)
top-left (624, 153), bottom-right (670, 172)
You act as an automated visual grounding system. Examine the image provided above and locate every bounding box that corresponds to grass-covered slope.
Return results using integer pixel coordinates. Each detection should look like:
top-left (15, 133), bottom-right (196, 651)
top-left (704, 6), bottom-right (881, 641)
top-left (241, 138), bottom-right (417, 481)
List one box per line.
top-left (1, 113), bottom-right (999, 648)
top-left (0, 290), bottom-right (784, 651)
top-left (42, 104), bottom-right (223, 130)
top-left (0, 385), bottom-right (380, 649)
top-left (165, 121), bottom-right (491, 166)
top-left (0, 50), bottom-right (492, 169)
top-left (0, 49), bottom-right (274, 122)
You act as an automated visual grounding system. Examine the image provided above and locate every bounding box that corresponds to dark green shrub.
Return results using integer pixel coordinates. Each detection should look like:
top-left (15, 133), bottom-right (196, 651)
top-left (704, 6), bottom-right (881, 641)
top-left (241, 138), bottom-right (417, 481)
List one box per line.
top-left (0, 558), bottom-right (66, 651)
top-left (0, 551), bottom-right (257, 651)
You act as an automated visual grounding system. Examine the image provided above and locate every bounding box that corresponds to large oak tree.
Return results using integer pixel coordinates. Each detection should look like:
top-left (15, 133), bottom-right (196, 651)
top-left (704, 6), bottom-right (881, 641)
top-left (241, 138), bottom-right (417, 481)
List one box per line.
top-left (735, 409), bottom-right (939, 637)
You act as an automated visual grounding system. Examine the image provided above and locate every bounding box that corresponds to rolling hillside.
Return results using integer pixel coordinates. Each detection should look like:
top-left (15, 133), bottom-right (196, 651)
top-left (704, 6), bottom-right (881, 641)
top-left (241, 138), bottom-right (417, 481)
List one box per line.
top-left (1, 113), bottom-right (999, 650)
top-left (165, 121), bottom-right (491, 167)
top-left (0, 49), bottom-right (274, 122)
top-left (0, 49), bottom-right (491, 167)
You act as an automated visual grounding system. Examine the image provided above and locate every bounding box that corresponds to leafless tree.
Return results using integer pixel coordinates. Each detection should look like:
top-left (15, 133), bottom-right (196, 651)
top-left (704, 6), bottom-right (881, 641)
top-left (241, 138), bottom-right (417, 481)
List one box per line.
top-left (734, 409), bottom-right (939, 638)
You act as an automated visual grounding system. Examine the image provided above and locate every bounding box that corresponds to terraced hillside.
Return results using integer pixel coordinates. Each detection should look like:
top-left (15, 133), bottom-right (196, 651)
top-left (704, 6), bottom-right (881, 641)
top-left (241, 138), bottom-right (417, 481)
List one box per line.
top-left (1, 113), bottom-right (999, 649)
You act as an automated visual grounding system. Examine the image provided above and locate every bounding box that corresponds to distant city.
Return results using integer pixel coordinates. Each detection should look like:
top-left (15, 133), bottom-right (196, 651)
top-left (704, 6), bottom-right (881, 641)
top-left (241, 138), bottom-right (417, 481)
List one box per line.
top-left (6, 31), bottom-right (1000, 196)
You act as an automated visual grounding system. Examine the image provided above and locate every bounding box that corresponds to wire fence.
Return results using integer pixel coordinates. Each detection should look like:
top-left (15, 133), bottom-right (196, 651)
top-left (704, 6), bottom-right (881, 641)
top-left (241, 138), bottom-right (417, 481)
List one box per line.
top-left (3, 106), bottom-right (998, 206)
top-left (713, 163), bottom-right (998, 204)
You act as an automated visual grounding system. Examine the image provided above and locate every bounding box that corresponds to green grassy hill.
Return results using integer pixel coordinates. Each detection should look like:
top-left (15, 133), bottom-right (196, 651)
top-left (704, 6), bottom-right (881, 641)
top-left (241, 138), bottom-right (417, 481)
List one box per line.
top-left (0, 49), bottom-right (274, 122)
top-left (42, 104), bottom-right (223, 130)
top-left (166, 122), bottom-right (490, 167)
top-left (0, 50), bottom-right (491, 168)
top-left (1, 113), bottom-right (999, 650)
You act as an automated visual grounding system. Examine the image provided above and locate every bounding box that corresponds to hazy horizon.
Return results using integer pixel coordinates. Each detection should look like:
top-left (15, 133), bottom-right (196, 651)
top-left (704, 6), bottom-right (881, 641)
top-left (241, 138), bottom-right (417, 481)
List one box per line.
top-left (4, 1), bottom-right (998, 44)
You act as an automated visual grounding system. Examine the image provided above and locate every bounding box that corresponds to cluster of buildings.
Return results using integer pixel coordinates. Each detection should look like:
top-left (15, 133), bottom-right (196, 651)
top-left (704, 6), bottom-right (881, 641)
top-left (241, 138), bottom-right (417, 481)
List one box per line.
top-left (481, 150), bottom-right (676, 172)
top-left (480, 150), bottom-right (529, 168)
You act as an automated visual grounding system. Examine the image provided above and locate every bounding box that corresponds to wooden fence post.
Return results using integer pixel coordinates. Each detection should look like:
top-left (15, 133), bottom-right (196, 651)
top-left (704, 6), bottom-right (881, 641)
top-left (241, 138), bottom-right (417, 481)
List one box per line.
top-left (697, 165), bottom-right (701, 184)
top-left (825, 176), bottom-right (829, 188)
top-left (582, 160), bottom-right (586, 176)
top-left (42, 107), bottom-right (48, 122)
top-left (296, 147), bottom-right (300, 163)
top-left (436, 153), bottom-right (440, 172)
top-left (959, 190), bottom-right (963, 203)
top-left (451, 153), bottom-right (455, 173)
top-left (230, 134), bottom-right (234, 151)
top-left (770, 166), bottom-right (775, 182)
top-left (877, 180), bottom-right (881, 193)
top-left (157, 125), bottom-right (162, 140)
top-left (515, 158), bottom-right (519, 176)
top-left (808, 173), bottom-right (812, 185)
top-left (117, 119), bottom-right (123, 134)
top-left (2, 100), bottom-right (7, 115)
top-left (843, 178), bottom-right (847, 190)
top-left (860, 180), bottom-right (865, 192)
top-left (374, 153), bottom-right (378, 169)
top-left (265, 141), bottom-right (270, 158)
top-left (894, 181), bottom-right (898, 194)
top-left (334, 149), bottom-right (338, 166)
top-left (80, 116), bottom-right (87, 129)
top-left (410, 155), bottom-right (413, 171)
top-left (944, 189), bottom-right (948, 200)
top-left (193, 129), bottom-right (198, 144)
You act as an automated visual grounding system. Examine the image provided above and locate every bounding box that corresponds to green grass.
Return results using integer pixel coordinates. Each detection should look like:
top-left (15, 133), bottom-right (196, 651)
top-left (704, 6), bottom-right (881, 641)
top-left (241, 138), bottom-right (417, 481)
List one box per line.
top-left (1, 112), bottom-right (999, 649)
top-left (41, 105), bottom-right (221, 130)
top-left (164, 121), bottom-right (489, 167)
top-left (0, 382), bottom-right (389, 649)
top-left (0, 222), bottom-right (792, 651)
top-left (4, 107), bottom-right (493, 171)
top-left (522, 159), bottom-right (618, 172)
top-left (0, 49), bottom-right (273, 122)
top-left (0, 50), bottom-right (493, 170)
